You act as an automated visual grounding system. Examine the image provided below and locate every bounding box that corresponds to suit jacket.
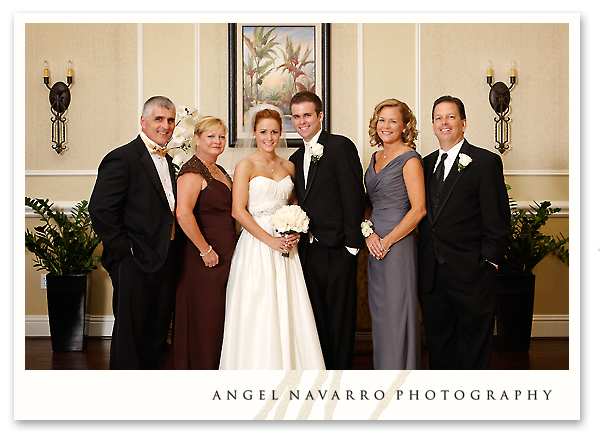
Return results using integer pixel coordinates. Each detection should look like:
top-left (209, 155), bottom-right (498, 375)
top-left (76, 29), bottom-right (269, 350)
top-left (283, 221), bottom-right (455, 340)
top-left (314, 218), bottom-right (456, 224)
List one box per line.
top-left (89, 136), bottom-right (177, 274)
top-left (289, 130), bottom-right (365, 250)
top-left (418, 139), bottom-right (510, 293)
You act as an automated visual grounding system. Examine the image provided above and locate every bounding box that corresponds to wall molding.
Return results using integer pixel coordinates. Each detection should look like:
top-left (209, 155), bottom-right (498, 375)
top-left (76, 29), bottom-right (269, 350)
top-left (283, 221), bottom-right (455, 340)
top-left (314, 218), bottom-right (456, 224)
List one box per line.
top-left (25, 170), bottom-right (98, 176)
top-left (25, 200), bottom-right (570, 218)
top-left (26, 315), bottom-right (115, 337)
top-left (504, 170), bottom-right (569, 176)
top-left (26, 314), bottom-right (568, 338)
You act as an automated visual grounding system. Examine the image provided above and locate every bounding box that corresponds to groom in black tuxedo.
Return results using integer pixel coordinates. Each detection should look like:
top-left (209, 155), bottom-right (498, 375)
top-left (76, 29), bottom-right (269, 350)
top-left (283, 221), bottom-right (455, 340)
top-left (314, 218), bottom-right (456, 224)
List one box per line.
top-left (89, 96), bottom-right (178, 369)
top-left (289, 91), bottom-right (365, 370)
top-left (418, 96), bottom-right (510, 370)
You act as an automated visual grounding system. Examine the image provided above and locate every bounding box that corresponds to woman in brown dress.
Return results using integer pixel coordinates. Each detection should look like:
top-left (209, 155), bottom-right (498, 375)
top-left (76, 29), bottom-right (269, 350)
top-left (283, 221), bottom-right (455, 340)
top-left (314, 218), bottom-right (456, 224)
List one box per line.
top-left (172, 116), bottom-right (236, 369)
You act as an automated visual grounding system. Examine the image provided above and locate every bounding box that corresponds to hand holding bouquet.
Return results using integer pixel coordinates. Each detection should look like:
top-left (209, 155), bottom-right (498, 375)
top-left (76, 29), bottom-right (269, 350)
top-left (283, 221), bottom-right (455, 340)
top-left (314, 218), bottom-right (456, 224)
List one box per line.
top-left (270, 205), bottom-right (310, 257)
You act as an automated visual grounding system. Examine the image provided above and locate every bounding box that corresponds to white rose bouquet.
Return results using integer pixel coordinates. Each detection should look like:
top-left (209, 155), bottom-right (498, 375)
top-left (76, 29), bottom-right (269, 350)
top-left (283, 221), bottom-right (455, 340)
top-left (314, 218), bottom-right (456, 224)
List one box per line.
top-left (270, 205), bottom-right (310, 257)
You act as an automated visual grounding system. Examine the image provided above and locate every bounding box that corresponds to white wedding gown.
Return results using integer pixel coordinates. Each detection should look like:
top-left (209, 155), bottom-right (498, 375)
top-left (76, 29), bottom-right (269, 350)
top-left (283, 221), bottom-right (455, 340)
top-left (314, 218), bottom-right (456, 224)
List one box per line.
top-left (219, 175), bottom-right (325, 370)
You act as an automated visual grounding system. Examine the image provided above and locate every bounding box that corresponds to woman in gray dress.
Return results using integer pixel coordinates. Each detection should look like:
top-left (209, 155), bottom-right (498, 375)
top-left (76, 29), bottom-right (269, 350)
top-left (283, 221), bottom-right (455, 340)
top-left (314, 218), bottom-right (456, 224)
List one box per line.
top-left (363, 99), bottom-right (426, 370)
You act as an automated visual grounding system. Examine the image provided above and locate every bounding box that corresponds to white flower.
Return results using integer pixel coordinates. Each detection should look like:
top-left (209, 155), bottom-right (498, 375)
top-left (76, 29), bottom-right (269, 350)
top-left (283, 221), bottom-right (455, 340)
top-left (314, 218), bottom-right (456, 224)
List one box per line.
top-left (361, 219), bottom-right (374, 238)
top-left (270, 205), bottom-right (310, 234)
top-left (167, 106), bottom-right (199, 162)
top-left (457, 153), bottom-right (472, 172)
top-left (311, 143), bottom-right (324, 162)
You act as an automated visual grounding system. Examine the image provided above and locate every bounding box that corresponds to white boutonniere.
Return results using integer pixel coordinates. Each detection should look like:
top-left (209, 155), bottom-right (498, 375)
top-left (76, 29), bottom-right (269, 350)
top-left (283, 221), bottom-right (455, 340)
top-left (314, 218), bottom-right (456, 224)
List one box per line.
top-left (311, 143), bottom-right (324, 163)
top-left (457, 153), bottom-right (472, 172)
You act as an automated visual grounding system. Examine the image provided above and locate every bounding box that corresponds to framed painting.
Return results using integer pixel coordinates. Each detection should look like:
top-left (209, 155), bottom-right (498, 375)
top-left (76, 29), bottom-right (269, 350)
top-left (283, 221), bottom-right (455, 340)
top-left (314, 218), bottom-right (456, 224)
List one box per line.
top-left (228, 23), bottom-right (331, 148)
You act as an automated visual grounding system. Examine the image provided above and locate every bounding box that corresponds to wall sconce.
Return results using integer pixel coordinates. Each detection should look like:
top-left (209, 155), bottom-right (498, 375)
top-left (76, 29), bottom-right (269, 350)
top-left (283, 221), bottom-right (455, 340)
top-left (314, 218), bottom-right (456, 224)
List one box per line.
top-left (487, 60), bottom-right (517, 154)
top-left (43, 60), bottom-right (74, 154)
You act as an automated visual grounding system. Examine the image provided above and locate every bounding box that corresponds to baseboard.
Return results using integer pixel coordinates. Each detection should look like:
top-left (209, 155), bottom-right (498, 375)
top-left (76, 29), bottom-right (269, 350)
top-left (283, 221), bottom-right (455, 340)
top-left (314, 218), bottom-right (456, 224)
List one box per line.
top-left (25, 314), bottom-right (569, 338)
top-left (25, 315), bottom-right (115, 337)
top-left (531, 314), bottom-right (569, 337)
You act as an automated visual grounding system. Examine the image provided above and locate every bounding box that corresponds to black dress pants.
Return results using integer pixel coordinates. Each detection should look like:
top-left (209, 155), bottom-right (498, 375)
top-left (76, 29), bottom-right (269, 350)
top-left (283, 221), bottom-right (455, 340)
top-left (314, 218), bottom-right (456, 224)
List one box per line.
top-left (108, 245), bottom-right (177, 370)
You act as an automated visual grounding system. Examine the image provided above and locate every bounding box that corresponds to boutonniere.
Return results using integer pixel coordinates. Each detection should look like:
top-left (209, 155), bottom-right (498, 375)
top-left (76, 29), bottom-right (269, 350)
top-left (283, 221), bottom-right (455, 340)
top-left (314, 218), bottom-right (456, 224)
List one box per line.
top-left (457, 153), bottom-right (472, 172)
top-left (311, 143), bottom-right (324, 163)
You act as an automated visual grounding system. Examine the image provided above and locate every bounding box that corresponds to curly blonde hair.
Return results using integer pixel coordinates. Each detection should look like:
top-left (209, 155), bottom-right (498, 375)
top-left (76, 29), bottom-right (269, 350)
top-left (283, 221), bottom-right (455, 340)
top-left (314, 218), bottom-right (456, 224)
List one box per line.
top-left (368, 99), bottom-right (418, 150)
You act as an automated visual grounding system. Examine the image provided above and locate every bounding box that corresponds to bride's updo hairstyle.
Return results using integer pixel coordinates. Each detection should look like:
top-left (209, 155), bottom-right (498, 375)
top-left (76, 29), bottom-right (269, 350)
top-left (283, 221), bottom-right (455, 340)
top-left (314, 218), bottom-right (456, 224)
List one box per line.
top-left (368, 98), bottom-right (418, 150)
top-left (253, 108), bottom-right (283, 132)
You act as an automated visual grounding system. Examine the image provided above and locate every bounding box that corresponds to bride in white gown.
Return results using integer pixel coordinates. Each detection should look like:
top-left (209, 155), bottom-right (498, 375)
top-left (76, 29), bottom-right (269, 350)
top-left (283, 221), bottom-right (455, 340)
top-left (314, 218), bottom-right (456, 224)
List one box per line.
top-left (219, 106), bottom-right (325, 370)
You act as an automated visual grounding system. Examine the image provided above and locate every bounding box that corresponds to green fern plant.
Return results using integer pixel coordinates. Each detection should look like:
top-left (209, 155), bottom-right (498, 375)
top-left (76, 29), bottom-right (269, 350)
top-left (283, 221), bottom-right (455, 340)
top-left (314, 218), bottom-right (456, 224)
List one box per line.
top-left (499, 186), bottom-right (569, 276)
top-left (25, 197), bottom-right (101, 275)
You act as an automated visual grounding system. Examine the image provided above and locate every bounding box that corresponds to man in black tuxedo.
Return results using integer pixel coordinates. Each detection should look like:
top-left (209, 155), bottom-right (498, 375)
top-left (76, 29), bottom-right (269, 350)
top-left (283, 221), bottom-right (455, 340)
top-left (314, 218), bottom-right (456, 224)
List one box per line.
top-left (289, 91), bottom-right (365, 370)
top-left (418, 96), bottom-right (510, 370)
top-left (89, 96), bottom-right (178, 369)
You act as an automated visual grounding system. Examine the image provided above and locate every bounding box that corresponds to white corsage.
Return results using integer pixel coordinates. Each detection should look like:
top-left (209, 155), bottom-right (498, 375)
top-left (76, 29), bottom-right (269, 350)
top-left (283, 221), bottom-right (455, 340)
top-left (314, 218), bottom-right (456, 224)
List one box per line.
top-left (311, 143), bottom-right (324, 163)
top-left (270, 205), bottom-right (310, 257)
top-left (361, 219), bottom-right (374, 238)
top-left (457, 153), bottom-right (472, 172)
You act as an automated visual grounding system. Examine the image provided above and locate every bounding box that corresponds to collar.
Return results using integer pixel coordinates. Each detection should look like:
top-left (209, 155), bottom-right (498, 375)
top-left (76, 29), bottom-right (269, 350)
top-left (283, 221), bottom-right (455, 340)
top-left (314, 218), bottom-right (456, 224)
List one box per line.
top-left (436, 138), bottom-right (465, 165)
top-left (304, 129), bottom-right (323, 152)
top-left (140, 131), bottom-right (166, 153)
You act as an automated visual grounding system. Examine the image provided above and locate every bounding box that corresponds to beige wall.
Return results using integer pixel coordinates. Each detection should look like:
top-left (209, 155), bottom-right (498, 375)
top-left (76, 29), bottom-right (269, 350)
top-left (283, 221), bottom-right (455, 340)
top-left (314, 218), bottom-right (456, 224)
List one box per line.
top-left (23, 21), bottom-right (570, 331)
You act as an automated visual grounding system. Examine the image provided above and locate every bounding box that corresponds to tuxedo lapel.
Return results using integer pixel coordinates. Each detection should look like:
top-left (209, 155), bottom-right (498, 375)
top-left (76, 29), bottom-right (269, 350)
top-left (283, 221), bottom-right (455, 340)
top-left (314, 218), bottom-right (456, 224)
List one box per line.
top-left (424, 153), bottom-right (437, 225)
top-left (305, 161), bottom-right (317, 197)
top-left (304, 131), bottom-right (328, 200)
top-left (294, 144), bottom-right (307, 203)
top-left (431, 141), bottom-right (472, 224)
top-left (137, 138), bottom-right (171, 208)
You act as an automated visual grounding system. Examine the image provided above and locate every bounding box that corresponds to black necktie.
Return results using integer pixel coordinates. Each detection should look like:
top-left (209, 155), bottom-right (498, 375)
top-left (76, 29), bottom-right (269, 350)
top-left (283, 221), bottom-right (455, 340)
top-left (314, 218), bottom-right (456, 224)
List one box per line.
top-left (434, 152), bottom-right (448, 188)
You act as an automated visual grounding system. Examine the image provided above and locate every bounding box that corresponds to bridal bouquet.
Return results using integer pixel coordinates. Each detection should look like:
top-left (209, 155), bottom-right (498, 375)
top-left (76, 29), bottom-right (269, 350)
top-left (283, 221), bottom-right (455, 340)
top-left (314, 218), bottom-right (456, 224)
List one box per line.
top-left (270, 205), bottom-right (310, 257)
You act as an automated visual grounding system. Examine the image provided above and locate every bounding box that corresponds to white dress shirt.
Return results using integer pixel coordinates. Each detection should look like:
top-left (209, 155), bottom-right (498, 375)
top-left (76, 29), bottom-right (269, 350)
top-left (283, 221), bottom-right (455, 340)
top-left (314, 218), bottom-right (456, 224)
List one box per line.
top-left (303, 129), bottom-right (322, 188)
top-left (433, 139), bottom-right (465, 181)
top-left (140, 132), bottom-right (176, 212)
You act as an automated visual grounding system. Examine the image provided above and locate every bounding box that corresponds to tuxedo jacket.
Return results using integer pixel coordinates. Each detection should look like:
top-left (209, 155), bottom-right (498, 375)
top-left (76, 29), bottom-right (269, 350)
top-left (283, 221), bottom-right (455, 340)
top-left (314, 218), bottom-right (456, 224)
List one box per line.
top-left (418, 139), bottom-right (510, 293)
top-left (89, 135), bottom-right (177, 274)
top-left (289, 130), bottom-right (365, 250)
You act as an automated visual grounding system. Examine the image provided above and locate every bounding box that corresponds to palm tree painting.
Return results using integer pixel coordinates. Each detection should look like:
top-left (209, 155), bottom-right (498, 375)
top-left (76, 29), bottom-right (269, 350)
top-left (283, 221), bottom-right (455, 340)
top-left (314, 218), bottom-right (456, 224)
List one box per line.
top-left (242, 25), bottom-right (316, 133)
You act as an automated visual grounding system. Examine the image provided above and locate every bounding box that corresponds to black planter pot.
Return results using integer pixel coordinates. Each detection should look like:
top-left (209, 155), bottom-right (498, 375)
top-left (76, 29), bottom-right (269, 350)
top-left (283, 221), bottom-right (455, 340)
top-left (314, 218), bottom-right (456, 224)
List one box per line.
top-left (495, 274), bottom-right (535, 352)
top-left (46, 274), bottom-right (89, 352)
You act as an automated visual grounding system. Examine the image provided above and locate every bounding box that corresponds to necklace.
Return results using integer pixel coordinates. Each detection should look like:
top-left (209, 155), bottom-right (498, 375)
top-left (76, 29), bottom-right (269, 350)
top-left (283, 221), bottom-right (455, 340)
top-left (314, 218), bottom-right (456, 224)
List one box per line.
top-left (199, 157), bottom-right (218, 174)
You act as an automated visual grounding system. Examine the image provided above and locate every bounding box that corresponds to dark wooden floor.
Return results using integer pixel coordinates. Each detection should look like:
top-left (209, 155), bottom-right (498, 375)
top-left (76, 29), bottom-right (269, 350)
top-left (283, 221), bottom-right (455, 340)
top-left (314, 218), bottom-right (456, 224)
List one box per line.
top-left (24, 336), bottom-right (568, 370)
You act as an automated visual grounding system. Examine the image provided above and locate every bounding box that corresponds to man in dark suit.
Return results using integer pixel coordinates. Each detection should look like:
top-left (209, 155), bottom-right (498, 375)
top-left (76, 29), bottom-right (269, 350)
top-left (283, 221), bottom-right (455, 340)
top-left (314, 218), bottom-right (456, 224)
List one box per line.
top-left (288, 91), bottom-right (365, 370)
top-left (418, 95), bottom-right (510, 370)
top-left (89, 96), bottom-right (178, 369)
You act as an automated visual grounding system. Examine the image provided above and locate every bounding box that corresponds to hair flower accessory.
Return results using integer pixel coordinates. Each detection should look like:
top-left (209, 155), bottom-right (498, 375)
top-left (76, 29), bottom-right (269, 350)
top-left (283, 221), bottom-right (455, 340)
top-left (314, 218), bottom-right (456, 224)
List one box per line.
top-left (457, 153), bottom-right (472, 172)
top-left (311, 143), bottom-right (324, 163)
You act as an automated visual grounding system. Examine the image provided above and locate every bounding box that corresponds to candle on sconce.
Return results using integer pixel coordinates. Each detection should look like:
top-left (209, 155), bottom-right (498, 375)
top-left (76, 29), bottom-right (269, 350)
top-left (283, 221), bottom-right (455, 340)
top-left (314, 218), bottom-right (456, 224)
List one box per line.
top-left (510, 60), bottom-right (518, 78)
top-left (67, 60), bottom-right (73, 85)
top-left (487, 60), bottom-right (494, 77)
top-left (43, 60), bottom-right (49, 78)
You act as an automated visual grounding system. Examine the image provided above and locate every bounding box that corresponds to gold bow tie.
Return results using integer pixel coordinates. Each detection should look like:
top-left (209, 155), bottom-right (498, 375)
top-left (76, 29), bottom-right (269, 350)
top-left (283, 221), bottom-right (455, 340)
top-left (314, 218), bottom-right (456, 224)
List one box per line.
top-left (150, 147), bottom-right (169, 157)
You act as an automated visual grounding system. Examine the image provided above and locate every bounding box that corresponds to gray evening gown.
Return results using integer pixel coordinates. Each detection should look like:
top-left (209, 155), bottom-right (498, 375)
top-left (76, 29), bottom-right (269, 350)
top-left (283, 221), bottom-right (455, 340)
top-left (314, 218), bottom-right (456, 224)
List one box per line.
top-left (364, 150), bottom-right (422, 370)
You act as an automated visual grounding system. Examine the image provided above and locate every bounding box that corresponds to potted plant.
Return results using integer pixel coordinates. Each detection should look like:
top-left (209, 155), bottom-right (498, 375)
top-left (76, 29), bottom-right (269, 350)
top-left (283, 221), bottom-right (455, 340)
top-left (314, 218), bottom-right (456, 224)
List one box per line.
top-left (25, 197), bottom-right (101, 352)
top-left (496, 185), bottom-right (569, 351)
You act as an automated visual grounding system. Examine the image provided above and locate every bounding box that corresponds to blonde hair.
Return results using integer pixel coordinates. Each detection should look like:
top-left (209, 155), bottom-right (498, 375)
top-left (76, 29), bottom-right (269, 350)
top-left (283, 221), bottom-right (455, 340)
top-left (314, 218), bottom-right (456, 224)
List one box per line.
top-left (194, 116), bottom-right (228, 137)
top-left (368, 99), bottom-right (418, 150)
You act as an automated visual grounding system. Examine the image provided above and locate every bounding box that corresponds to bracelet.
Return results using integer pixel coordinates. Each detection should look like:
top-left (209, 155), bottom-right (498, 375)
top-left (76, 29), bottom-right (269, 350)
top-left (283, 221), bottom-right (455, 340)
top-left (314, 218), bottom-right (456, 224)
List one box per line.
top-left (200, 245), bottom-right (213, 257)
top-left (380, 239), bottom-right (388, 252)
top-left (361, 219), bottom-right (374, 238)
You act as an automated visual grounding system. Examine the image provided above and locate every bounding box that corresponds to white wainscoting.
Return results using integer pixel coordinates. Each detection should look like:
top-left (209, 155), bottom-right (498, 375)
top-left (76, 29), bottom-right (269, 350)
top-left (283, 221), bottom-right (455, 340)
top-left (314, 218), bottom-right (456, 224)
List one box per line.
top-left (26, 315), bottom-right (115, 337)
